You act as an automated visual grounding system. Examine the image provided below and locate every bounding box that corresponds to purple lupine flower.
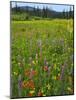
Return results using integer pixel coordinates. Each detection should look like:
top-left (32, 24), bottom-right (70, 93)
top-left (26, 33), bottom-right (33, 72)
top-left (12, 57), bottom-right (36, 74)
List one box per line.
top-left (10, 77), bottom-right (13, 98)
top-left (60, 62), bottom-right (67, 80)
top-left (18, 74), bottom-right (22, 97)
top-left (60, 62), bottom-right (67, 94)
top-left (48, 66), bottom-right (51, 77)
top-left (37, 39), bottom-right (42, 59)
top-left (44, 57), bottom-right (47, 65)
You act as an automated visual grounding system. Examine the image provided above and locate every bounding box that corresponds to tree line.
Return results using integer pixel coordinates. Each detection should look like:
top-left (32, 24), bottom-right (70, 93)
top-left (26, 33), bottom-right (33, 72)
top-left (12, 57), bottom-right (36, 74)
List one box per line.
top-left (11, 3), bottom-right (74, 20)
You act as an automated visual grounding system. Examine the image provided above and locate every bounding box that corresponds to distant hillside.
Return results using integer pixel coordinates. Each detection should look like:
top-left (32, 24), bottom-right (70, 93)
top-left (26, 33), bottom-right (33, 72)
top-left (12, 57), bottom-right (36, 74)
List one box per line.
top-left (11, 5), bottom-right (74, 20)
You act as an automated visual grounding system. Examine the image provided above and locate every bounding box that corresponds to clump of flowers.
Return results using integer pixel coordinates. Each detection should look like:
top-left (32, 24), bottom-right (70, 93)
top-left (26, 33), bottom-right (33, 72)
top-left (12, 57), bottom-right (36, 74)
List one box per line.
top-left (25, 68), bottom-right (37, 78)
top-left (22, 79), bottom-right (35, 89)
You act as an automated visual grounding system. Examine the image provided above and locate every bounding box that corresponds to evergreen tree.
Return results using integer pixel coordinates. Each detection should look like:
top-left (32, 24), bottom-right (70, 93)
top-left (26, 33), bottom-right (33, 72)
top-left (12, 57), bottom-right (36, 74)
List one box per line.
top-left (62, 9), bottom-right (66, 19)
top-left (69, 6), bottom-right (72, 18)
top-left (37, 6), bottom-right (40, 17)
top-left (42, 6), bottom-right (46, 18)
top-left (33, 6), bottom-right (36, 16)
top-left (15, 2), bottom-right (17, 12)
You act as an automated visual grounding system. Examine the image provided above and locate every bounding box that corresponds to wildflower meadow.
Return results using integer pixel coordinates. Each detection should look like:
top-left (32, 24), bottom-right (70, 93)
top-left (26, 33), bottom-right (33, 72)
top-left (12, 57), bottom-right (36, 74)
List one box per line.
top-left (11, 2), bottom-right (74, 98)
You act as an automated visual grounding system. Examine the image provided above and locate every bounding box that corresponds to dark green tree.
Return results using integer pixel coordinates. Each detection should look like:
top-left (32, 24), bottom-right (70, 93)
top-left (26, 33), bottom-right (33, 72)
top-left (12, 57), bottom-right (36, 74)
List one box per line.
top-left (62, 9), bottom-right (66, 19)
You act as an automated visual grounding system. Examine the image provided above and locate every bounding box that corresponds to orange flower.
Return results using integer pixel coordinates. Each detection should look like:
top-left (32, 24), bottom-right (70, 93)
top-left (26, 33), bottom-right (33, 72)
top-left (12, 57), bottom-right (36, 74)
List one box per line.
top-left (43, 66), bottom-right (48, 71)
top-left (21, 80), bottom-right (35, 89)
top-left (21, 80), bottom-right (29, 88)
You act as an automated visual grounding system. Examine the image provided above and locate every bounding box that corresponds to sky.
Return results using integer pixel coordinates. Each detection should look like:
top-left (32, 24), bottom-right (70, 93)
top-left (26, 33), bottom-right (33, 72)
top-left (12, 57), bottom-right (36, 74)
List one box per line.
top-left (11, 1), bottom-right (74, 12)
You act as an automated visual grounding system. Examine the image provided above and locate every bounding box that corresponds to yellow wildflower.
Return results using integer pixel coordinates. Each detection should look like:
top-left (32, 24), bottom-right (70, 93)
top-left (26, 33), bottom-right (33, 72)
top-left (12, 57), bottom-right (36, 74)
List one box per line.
top-left (36, 60), bottom-right (38, 64)
top-left (43, 94), bottom-right (46, 96)
top-left (67, 87), bottom-right (72, 92)
top-left (13, 72), bottom-right (18, 76)
top-left (32, 61), bottom-right (36, 65)
top-left (58, 73), bottom-right (60, 77)
top-left (47, 84), bottom-right (51, 90)
top-left (29, 90), bottom-right (35, 94)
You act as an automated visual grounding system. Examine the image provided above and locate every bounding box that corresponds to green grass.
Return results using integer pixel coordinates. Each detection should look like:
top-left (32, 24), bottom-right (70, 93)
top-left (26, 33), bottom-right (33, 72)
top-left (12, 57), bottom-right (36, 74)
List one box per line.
top-left (11, 19), bottom-right (74, 98)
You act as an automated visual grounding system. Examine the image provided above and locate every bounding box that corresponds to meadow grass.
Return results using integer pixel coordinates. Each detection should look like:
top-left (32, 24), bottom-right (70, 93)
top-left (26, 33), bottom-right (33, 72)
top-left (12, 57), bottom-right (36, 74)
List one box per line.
top-left (11, 19), bottom-right (74, 98)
